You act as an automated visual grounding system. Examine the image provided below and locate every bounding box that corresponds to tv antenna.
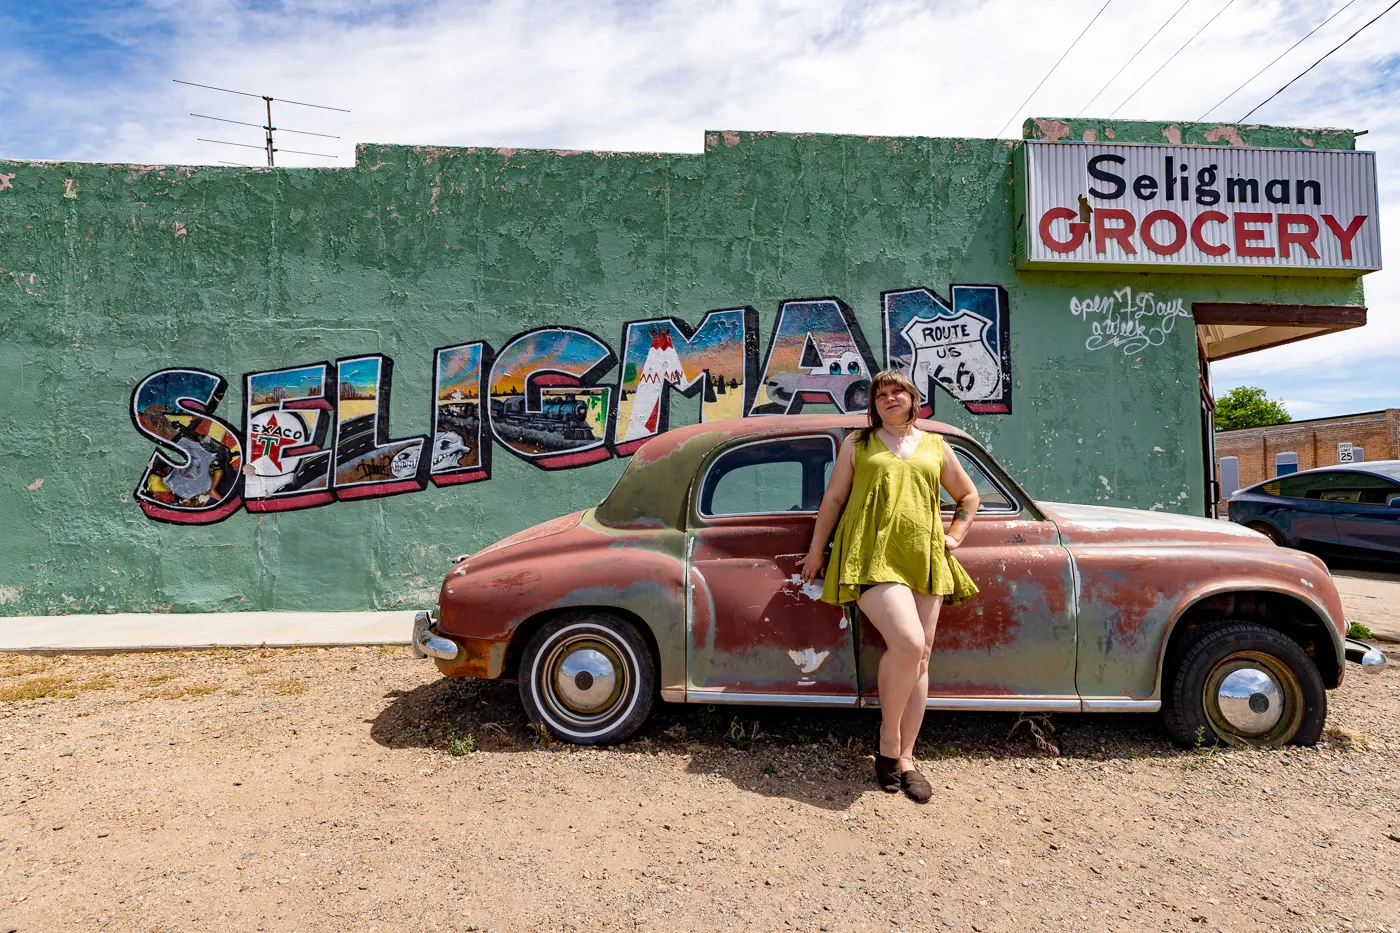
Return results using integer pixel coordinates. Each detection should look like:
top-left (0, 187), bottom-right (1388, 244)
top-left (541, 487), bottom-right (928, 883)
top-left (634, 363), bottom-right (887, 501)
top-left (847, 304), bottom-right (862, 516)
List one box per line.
top-left (175, 79), bottom-right (350, 167)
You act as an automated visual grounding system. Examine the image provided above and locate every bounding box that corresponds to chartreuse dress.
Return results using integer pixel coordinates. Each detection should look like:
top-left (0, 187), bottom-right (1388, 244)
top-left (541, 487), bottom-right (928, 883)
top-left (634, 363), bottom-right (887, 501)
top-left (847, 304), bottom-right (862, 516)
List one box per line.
top-left (821, 430), bottom-right (979, 608)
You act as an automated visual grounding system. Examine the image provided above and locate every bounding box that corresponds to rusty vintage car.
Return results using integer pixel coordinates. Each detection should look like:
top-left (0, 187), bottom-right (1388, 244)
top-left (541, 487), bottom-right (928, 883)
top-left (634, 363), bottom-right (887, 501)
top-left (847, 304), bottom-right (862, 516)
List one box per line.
top-left (414, 414), bottom-right (1385, 747)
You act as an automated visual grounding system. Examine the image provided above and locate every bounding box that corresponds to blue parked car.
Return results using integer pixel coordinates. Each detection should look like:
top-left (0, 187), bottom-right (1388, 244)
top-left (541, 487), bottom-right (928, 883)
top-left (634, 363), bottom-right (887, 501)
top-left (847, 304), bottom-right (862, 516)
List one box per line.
top-left (1228, 462), bottom-right (1400, 563)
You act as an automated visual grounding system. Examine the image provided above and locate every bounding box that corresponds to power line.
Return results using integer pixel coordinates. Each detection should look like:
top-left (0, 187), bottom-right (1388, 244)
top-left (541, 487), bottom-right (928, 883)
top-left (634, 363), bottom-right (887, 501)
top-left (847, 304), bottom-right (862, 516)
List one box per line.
top-left (1078, 0), bottom-right (1194, 116)
top-left (199, 138), bottom-right (266, 151)
top-left (1198, 0), bottom-right (1360, 121)
top-left (995, 0), bottom-right (1113, 137)
top-left (199, 138), bottom-right (338, 160)
top-left (191, 113), bottom-right (341, 139)
top-left (1110, 0), bottom-right (1237, 117)
top-left (173, 79), bottom-right (350, 112)
top-left (177, 79), bottom-right (348, 166)
top-left (276, 147), bottom-right (339, 159)
top-left (1239, 0), bottom-right (1399, 121)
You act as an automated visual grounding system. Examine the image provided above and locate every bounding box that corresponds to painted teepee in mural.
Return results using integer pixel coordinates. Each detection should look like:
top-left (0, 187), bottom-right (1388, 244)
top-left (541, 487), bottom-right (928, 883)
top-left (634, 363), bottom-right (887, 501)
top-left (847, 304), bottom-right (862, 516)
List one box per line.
top-left (622, 329), bottom-right (689, 442)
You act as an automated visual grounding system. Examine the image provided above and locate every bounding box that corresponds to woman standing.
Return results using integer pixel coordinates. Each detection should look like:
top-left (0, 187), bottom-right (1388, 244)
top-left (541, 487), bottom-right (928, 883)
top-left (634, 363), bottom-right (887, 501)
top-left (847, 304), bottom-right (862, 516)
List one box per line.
top-left (797, 370), bottom-right (980, 803)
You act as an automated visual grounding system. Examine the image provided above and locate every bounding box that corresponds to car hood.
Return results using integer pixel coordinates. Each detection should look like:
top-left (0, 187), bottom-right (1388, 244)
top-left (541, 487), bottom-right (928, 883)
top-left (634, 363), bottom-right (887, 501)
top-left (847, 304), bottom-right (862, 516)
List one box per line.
top-left (1039, 501), bottom-right (1272, 547)
top-left (471, 510), bottom-right (585, 559)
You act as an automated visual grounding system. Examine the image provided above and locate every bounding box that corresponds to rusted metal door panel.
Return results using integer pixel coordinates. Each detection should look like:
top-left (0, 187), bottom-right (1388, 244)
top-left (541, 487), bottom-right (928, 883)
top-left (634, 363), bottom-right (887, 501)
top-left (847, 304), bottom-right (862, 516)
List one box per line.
top-left (857, 517), bottom-right (1077, 702)
top-left (688, 517), bottom-right (858, 701)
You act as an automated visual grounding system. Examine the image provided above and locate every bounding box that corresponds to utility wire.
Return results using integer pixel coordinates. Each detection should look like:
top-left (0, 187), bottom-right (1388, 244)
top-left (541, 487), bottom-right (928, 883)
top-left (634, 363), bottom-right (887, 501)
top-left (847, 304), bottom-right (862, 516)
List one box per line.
top-left (995, 0), bottom-right (1113, 137)
top-left (1198, 0), bottom-right (1359, 121)
top-left (1238, 0), bottom-right (1397, 122)
top-left (1079, 0), bottom-right (1194, 115)
top-left (174, 79), bottom-right (350, 112)
top-left (1110, 0), bottom-right (1237, 117)
top-left (191, 113), bottom-right (341, 138)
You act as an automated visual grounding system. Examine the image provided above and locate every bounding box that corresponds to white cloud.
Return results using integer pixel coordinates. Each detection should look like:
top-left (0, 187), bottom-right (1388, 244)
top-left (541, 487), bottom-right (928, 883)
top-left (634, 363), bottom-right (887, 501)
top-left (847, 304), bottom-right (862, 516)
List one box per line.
top-left (3, 0), bottom-right (1398, 397)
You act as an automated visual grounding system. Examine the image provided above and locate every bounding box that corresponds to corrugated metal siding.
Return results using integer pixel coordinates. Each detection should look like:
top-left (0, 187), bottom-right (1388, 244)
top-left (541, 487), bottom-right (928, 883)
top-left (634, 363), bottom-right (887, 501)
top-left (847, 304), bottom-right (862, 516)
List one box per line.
top-left (1023, 141), bottom-right (1381, 271)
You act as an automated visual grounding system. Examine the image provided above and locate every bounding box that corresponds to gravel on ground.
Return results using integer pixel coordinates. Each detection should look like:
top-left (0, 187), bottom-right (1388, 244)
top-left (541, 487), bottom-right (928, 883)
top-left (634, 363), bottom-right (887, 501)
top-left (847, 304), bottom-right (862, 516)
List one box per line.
top-left (2, 644), bottom-right (1399, 933)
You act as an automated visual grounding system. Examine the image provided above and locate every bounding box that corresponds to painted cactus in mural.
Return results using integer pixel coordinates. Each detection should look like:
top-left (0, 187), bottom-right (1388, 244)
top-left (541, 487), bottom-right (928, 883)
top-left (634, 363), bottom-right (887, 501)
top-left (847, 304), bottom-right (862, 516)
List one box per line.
top-left (129, 285), bottom-right (1011, 523)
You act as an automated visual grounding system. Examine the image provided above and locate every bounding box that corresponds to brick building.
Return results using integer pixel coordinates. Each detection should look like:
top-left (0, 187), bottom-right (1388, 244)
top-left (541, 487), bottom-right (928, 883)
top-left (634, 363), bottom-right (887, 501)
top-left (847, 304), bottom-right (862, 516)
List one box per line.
top-left (1215, 409), bottom-right (1400, 502)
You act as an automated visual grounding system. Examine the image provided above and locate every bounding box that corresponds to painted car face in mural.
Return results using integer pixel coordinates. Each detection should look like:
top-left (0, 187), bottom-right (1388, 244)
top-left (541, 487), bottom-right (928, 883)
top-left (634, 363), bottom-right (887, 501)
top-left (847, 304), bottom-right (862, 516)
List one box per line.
top-left (416, 414), bottom-right (1381, 749)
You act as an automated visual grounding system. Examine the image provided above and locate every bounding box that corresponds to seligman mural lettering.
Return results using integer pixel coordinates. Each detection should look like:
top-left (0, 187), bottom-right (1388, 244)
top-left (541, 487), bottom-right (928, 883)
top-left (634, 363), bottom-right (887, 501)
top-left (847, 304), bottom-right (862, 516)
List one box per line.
top-left (131, 285), bottom-right (1011, 523)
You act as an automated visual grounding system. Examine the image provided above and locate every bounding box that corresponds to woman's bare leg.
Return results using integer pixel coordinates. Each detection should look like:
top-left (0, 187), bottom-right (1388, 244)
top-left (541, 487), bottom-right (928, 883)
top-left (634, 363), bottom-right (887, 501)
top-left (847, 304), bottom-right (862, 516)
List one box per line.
top-left (855, 583), bottom-right (926, 762)
top-left (896, 592), bottom-right (943, 769)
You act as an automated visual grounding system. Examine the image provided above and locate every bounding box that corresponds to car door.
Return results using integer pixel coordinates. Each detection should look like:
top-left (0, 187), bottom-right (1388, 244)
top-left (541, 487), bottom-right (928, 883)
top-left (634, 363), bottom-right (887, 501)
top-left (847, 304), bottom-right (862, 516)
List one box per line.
top-left (855, 440), bottom-right (1079, 710)
top-left (686, 432), bottom-right (859, 703)
top-left (1327, 472), bottom-right (1400, 559)
top-left (1264, 472), bottom-right (1340, 553)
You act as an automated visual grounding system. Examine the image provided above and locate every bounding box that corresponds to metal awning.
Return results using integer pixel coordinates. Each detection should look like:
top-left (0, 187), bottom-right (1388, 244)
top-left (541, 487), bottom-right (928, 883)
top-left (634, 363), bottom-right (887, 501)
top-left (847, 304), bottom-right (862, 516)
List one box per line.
top-left (1194, 302), bottom-right (1367, 362)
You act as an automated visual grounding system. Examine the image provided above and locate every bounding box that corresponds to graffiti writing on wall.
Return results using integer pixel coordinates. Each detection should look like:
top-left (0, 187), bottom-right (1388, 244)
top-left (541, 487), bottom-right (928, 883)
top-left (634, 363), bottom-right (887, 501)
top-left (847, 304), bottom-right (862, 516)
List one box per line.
top-left (130, 284), bottom-right (1011, 523)
top-left (1070, 287), bottom-right (1190, 355)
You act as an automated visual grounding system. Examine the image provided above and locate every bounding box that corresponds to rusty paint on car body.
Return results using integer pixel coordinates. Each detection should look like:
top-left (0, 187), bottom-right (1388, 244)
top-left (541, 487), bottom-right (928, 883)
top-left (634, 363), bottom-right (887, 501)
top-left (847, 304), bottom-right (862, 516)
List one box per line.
top-left (1044, 502), bottom-right (1346, 699)
top-left (431, 414), bottom-right (1347, 719)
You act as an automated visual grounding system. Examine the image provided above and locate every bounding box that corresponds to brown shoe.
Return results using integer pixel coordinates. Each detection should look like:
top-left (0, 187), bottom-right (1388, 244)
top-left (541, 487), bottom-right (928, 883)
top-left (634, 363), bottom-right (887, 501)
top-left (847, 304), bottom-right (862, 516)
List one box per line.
top-left (873, 754), bottom-right (902, 793)
top-left (900, 768), bottom-right (932, 804)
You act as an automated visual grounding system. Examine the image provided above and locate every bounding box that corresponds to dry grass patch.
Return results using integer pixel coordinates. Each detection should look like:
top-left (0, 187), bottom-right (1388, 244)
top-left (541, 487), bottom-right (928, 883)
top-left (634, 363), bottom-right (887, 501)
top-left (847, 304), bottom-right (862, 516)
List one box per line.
top-left (0, 672), bottom-right (115, 702)
top-left (245, 667), bottom-right (272, 676)
top-left (0, 656), bottom-right (56, 678)
top-left (1323, 725), bottom-right (1374, 750)
top-left (142, 673), bottom-right (180, 686)
top-left (273, 679), bottom-right (308, 696)
top-left (140, 682), bottom-right (219, 700)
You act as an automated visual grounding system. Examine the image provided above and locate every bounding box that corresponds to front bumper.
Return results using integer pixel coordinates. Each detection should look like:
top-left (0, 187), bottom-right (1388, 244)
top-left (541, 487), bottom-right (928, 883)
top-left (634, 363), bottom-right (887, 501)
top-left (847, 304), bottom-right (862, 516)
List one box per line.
top-left (412, 611), bottom-right (460, 661)
top-left (1344, 637), bottom-right (1387, 672)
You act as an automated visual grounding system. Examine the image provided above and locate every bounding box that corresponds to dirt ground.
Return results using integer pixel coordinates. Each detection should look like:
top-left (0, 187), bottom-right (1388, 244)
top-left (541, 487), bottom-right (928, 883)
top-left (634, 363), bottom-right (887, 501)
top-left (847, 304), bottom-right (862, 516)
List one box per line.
top-left (3, 645), bottom-right (1400, 933)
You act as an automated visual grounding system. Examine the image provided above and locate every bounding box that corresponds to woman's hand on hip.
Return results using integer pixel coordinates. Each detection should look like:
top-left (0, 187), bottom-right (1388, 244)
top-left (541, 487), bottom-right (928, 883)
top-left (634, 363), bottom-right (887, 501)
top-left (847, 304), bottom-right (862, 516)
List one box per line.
top-left (796, 549), bottom-right (825, 583)
top-left (944, 534), bottom-right (962, 551)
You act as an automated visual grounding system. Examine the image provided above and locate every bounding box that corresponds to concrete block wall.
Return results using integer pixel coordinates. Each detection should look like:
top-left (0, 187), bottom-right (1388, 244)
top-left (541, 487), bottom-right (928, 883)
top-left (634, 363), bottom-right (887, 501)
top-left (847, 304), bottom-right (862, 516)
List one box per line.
top-left (0, 120), bottom-right (1370, 615)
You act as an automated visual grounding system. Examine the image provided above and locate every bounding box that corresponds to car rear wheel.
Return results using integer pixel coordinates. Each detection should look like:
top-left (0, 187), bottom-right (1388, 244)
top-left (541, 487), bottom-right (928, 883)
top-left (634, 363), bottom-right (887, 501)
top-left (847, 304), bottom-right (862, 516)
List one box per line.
top-left (1162, 621), bottom-right (1326, 748)
top-left (518, 611), bottom-right (656, 745)
top-left (1246, 522), bottom-right (1287, 547)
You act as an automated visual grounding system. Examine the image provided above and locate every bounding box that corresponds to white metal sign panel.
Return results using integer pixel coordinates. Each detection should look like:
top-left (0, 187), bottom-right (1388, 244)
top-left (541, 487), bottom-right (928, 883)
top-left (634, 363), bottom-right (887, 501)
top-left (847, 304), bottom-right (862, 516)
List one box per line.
top-left (1338, 442), bottom-right (1354, 464)
top-left (1022, 141), bottom-right (1381, 272)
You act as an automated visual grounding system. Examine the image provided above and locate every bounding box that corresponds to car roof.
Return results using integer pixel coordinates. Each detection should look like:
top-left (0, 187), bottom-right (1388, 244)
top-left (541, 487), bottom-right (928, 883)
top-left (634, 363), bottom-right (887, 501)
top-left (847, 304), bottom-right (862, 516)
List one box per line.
top-left (1244, 459), bottom-right (1400, 491)
top-left (594, 414), bottom-right (971, 530)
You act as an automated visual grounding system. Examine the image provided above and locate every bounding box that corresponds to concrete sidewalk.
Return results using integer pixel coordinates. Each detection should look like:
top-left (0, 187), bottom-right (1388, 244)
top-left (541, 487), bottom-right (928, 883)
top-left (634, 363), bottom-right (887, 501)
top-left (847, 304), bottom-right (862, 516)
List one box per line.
top-left (0, 611), bottom-right (413, 652)
top-left (1, 569), bottom-right (1394, 652)
top-left (1332, 569), bottom-right (1400, 643)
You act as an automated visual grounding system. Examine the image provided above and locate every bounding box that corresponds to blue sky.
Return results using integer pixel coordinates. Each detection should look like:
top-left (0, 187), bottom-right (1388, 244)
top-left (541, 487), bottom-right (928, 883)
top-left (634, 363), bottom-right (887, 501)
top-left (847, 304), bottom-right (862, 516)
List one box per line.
top-left (2, 0), bottom-right (1397, 420)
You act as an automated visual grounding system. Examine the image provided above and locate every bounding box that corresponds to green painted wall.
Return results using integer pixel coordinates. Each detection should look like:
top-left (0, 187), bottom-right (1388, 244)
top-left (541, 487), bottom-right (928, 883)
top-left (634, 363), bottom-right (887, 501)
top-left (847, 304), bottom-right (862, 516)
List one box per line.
top-left (0, 120), bottom-right (1366, 616)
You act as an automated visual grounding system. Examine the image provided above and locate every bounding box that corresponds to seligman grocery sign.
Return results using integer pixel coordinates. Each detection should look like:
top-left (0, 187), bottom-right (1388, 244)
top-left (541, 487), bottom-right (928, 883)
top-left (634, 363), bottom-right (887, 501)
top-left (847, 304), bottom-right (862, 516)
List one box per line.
top-left (1017, 140), bottom-right (1381, 274)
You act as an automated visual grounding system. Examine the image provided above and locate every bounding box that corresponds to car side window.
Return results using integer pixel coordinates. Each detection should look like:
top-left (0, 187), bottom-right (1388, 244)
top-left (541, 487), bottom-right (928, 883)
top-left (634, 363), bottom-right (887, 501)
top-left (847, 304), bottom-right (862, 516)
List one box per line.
top-left (939, 446), bottom-right (1017, 513)
top-left (1322, 474), bottom-right (1400, 505)
top-left (700, 436), bottom-right (835, 517)
top-left (1273, 473), bottom-right (1337, 500)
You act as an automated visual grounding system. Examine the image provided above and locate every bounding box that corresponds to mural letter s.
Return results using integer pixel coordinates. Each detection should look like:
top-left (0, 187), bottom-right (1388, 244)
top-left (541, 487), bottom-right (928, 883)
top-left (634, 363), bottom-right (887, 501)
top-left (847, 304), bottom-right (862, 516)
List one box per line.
top-left (131, 368), bottom-right (245, 524)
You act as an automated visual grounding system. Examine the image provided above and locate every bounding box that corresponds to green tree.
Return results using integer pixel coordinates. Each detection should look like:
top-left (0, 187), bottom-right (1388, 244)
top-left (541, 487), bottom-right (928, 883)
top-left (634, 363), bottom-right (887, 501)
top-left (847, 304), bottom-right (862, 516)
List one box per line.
top-left (1215, 386), bottom-right (1291, 431)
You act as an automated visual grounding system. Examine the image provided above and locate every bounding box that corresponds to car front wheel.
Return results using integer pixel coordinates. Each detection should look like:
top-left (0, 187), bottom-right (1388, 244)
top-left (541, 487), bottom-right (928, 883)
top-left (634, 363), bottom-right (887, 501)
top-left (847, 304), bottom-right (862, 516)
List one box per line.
top-left (1162, 621), bottom-right (1326, 748)
top-left (519, 611), bottom-right (656, 745)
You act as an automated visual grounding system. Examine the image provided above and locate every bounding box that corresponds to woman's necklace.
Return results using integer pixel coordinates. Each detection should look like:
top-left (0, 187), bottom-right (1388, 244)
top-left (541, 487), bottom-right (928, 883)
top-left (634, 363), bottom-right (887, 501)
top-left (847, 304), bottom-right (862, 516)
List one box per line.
top-left (877, 424), bottom-right (922, 461)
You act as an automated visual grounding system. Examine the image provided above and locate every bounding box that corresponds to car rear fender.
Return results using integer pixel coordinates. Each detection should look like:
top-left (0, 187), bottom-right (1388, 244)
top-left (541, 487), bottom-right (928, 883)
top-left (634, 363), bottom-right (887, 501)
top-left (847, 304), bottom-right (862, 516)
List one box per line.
top-left (434, 513), bottom-right (687, 694)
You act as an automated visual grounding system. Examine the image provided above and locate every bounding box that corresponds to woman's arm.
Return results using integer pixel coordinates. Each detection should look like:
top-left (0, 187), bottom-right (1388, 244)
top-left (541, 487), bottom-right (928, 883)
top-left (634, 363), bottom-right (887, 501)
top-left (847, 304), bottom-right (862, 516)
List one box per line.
top-left (939, 438), bottom-right (979, 550)
top-left (797, 434), bottom-right (857, 583)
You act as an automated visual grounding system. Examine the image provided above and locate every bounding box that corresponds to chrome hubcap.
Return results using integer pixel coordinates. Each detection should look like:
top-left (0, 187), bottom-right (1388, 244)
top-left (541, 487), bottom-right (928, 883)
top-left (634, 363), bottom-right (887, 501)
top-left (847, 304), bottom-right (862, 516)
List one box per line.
top-left (555, 647), bottom-right (618, 712)
top-left (1216, 667), bottom-right (1284, 734)
top-left (538, 630), bottom-right (631, 730)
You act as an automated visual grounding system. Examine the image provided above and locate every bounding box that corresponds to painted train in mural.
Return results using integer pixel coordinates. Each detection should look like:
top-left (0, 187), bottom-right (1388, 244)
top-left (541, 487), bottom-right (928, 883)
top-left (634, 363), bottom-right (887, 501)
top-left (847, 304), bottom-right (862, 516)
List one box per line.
top-left (131, 285), bottom-right (1011, 523)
